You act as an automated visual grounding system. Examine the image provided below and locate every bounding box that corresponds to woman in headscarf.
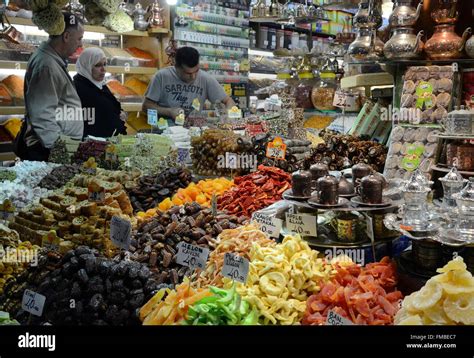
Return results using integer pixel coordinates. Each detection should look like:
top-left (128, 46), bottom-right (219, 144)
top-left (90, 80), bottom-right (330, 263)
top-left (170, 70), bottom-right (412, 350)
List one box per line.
top-left (73, 47), bottom-right (127, 138)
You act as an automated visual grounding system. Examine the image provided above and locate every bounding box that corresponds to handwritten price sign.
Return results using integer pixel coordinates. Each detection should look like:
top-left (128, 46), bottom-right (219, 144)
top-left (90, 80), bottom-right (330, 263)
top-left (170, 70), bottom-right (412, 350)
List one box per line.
top-left (22, 289), bottom-right (46, 317)
top-left (176, 242), bottom-right (209, 270)
top-left (222, 253), bottom-right (249, 283)
top-left (266, 137), bottom-right (286, 160)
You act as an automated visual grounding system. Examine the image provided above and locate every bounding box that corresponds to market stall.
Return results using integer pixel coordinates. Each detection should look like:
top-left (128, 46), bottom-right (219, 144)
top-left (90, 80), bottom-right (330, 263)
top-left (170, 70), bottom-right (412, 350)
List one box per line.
top-left (0, 0), bottom-right (474, 328)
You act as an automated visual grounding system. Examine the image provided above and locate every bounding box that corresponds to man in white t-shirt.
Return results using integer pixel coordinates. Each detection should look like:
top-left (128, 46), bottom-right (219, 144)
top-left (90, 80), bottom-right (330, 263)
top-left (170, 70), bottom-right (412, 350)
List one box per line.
top-left (142, 46), bottom-right (235, 121)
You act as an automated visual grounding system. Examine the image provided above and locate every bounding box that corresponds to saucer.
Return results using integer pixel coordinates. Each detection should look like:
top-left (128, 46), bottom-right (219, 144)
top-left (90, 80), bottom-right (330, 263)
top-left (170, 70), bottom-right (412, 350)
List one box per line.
top-left (282, 189), bottom-right (312, 201)
top-left (351, 196), bottom-right (392, 208)
top-left (307, 197), bottom-right (349, 209)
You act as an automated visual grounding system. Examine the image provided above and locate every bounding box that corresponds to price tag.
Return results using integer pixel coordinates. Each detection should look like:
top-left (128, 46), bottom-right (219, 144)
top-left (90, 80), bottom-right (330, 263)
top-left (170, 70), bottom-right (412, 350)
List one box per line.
top-left (222, 253), bottom-right (249, 283)
top-left (22, 289), bottom-right (46, 317)
top-left (82, 157), bottom-right (97, 176)
top-left (176, 242), bottom-right (210, 270)
top-left (88, 184), bottom-right (105, 203)
top-left (227, 106), bottom-right (242, 119)
top-left (124, 157), bottom-right (131, 168)
top-left (252, 212), bottom-right (283, 238)
top-left (285, 213), bottom-right (317, 237)
top-left (41, 230), bottom-right (60, 251)
top-left (326, 310), bottom-right (353, 325)
top-left (158, 117), bottom-right (169, 130)
top-left (266, 137), bottom-right (287, 160)
top-left (105, 143), bottom-right (118, 163)
top-left (192, 98), bottom-right (201, 111)
top-left (175, 112), bottom-right (185, 126)
top-left (333, 90), bottom-right (357, 110)
top-left (66, 205), bottom-right (76, 215)
top-left (147, 109), bottom-right (158, 126)
top-left (110, 216), bottom-right (131, 250)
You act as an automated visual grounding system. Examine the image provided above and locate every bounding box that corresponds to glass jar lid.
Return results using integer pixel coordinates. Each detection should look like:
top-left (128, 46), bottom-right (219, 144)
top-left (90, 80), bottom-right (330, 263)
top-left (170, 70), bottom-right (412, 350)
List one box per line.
top-left (439, 166), bottom-right (465, 183)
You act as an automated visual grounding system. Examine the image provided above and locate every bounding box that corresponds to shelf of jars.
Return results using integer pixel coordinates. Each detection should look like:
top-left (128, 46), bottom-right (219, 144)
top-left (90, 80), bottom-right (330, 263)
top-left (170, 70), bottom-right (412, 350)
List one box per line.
top-left (7, 16), bottom-right (170, 37)
top-left (176, 4), bottom-right (249, 27)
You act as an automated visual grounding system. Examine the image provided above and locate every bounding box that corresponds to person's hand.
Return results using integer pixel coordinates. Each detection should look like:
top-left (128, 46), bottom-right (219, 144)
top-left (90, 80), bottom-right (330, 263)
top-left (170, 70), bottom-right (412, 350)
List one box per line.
top-left (168, 108), bottom-right (184, 119)
top-left (120, 110), bottom-right (128, 122)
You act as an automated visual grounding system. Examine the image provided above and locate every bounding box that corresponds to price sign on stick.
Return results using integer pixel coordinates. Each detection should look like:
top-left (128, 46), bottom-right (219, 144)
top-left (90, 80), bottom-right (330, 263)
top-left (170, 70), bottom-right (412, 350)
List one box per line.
top-left (22, 289), bottom-right (46, 317)
top-left (110, 216), bottom-right (131, 250)
top-left (266, 137), bottom-right (286, 160)
top-left (285, 213), bottom-right (317, 237)
top-left (326, 310), bottom-right (353, 325)
top-left (41, 230), bottom-right (60, 251)
top-left (176, 242), bottom-right (209, 270)
top-left (222, 253), bottom-right (249, 283)
top-left (252, 212), bottom-right (283, 238)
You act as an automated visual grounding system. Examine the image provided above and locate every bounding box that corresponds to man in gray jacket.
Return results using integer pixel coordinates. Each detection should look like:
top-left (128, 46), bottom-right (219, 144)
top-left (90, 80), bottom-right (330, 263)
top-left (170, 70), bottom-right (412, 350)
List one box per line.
top-left (23, 13), bottom-right (84, 161)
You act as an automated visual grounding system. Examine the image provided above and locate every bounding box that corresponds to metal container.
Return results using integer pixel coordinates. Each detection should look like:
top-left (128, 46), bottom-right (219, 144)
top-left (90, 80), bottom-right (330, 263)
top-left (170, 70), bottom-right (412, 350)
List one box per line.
top-left (316, 175), bottom-right (339, 205)
top-left (425, 25), bottom-right (472, 60)
top-left (412, 239), bottom-right (443, 271)
top-left (291, 170), bottom-right (312, 197)
top-left (338, 175), bottom-right (355, 196)
top-left (389, 0), bottom-right (423, 27)
top-left (352, 162), bottom-right (373, 186)
top-left (353, 0), bottom-right (383, 29)
top-left (348, 27), bottom-right (384, 61)
top-left (401, 171), bottom-right (431, 229)
top-left (453, 178), bottom-right (474, 240)
top-left (310, 162), bottom-right (329, 189)
top-left (358, 173), bottom-right (384, 204)
top-left (442, 106), bottom-right (474, 135)
top-left (384, 27), bottom-right (424, 60)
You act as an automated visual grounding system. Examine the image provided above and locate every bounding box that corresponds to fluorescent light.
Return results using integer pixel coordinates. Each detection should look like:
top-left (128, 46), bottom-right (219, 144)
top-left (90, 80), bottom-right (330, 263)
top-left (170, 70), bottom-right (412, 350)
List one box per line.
top-left (248, 49), bottom-right (274, 57)
top-left (13, 24), bottom-right (105, 40)
top-left (166, 0), bottom-right (178, 5)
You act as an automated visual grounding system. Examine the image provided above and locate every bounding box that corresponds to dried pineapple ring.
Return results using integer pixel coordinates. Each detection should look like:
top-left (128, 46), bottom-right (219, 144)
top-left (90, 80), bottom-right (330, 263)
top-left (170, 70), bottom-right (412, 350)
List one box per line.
top-left (260, 272), bottom-right (286, 296)
top-left (423, 305), bottom-right (452, 325)
top-left (412, 281), bottom-right (443, 311)
top-left (441, 271), bottom-right (474, 295)
top-left (401, 292), bottom-right (419, 313)
top-left (443, 293), bottom-right (474, 325)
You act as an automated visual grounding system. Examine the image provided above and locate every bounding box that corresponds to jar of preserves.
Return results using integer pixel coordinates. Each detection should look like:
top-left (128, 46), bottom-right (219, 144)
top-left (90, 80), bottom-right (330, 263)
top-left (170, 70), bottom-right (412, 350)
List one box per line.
top-left (311, 69), bottom-right (337, 111)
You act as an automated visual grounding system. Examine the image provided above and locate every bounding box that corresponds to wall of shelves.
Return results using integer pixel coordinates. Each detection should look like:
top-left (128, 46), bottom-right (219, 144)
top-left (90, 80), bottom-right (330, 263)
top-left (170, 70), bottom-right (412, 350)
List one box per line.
top-left (173, 1), bottom-right (250, 107)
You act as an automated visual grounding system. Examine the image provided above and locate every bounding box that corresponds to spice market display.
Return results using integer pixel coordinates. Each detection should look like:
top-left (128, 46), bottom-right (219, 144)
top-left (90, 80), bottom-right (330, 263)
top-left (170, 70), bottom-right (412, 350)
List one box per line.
top-left (0, 0), bottom-right (473, 330)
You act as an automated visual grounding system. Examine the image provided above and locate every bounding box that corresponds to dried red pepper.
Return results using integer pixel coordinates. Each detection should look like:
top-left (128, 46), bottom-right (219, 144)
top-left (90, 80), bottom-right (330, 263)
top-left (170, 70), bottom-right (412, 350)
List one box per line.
top-left (217, 165), bottom-right (292, 218)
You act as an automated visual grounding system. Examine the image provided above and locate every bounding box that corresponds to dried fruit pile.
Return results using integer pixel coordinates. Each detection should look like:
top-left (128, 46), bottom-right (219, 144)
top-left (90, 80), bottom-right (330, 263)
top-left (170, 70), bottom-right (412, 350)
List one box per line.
top-left (3, 247), bottom-right (159, 325)
top-left (117, 203), bottom-right (247, 286)
top-left (218, 165), bottom-right (291, 218)
top-left (0, 251), bottom-right (63, 320)
top-left (38, 164), bottom-right (81, 190)
top-left (304, 130), bottom-right (387, 173)
top-left (196, 223), bottom-right (274, 288)
top-left (228, 234), bottom-right (334, 325)
top-left (157, 178), bottom-right (234, 214)
top-left (140, 278), bottom-right (211, 325)
top-left (395, 257), bottom-right (474, 325)
top-left (127, 167), bottom-right (194, 213)
top-left (302, 257), bottom-right (403, 325)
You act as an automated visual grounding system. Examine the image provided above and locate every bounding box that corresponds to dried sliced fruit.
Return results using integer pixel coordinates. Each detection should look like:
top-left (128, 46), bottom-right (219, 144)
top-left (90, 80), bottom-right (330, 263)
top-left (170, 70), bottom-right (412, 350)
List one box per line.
top-left (443, 293), bottom-right (474, 325)
top-left (412, 281), bottom-right (443, 311)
